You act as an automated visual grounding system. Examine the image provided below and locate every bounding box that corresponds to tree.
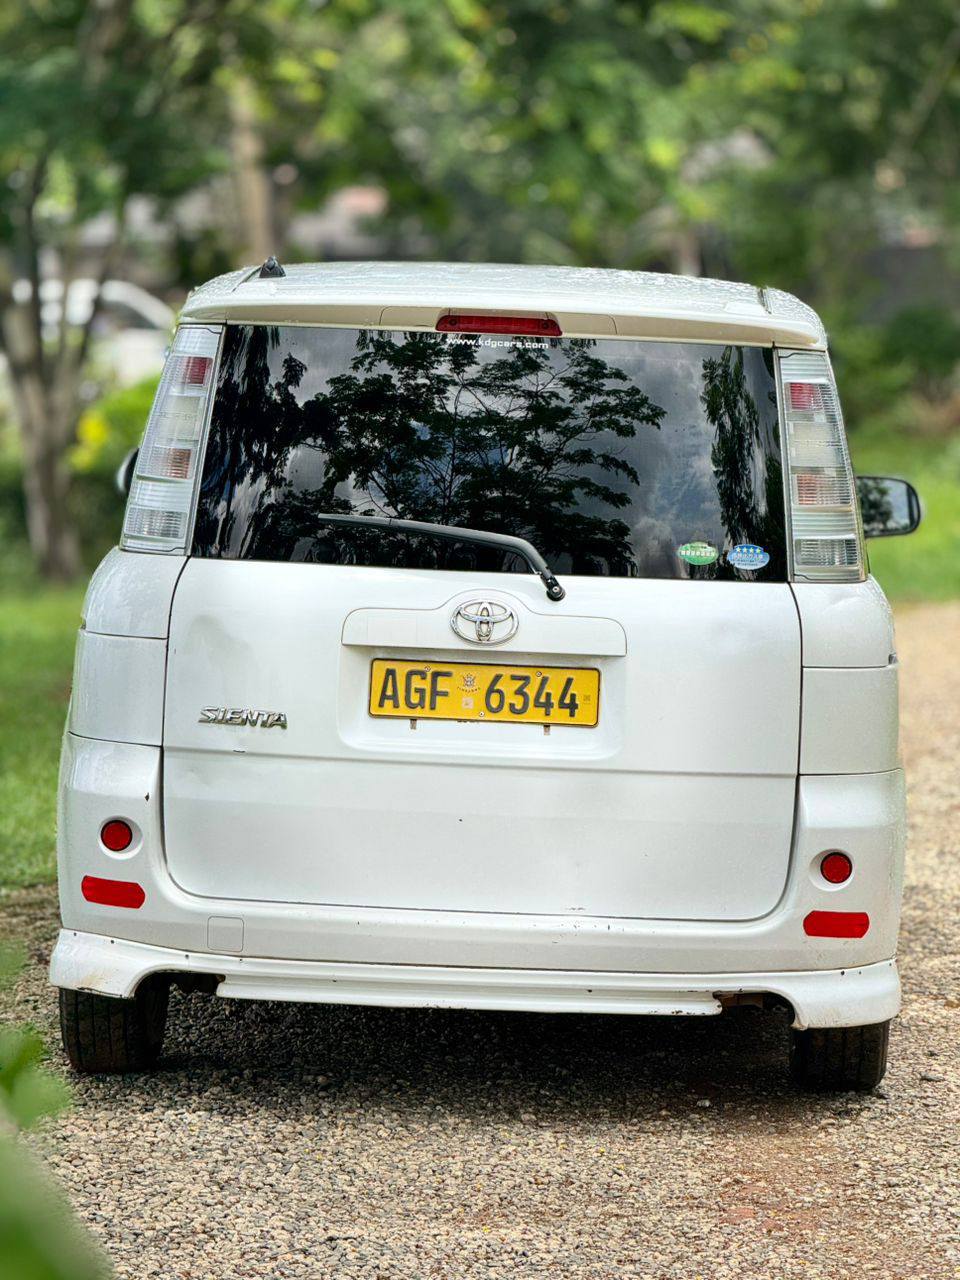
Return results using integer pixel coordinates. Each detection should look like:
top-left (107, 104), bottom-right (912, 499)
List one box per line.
top-left (294, 0), bottom-right (744, 268)
top-left (0, 0), bottom-right (358, 579)
top-left (302, 0), bottom-right (959, 288)
top-left (0, 1), bottom-right (228, 576)
top-left (663, 0), bottom-right (960, 295)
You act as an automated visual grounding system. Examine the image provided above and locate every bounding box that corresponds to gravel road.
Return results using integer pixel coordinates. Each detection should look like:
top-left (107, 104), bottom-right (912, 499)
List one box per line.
top-left (2, 602), bottom-right (959, 1279)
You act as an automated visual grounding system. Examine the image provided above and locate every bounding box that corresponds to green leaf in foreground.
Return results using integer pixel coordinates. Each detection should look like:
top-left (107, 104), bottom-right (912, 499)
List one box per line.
top-left (0, 951), bottom-right (111, 1278)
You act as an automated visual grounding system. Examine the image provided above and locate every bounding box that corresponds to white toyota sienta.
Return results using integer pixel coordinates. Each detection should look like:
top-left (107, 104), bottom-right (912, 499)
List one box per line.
top-left (51, 260), bottom-right (922, 1089)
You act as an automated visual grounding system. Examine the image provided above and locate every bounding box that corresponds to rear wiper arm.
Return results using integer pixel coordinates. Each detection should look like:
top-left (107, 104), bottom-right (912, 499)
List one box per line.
top-left (313, 513), bottom-right (566, 602)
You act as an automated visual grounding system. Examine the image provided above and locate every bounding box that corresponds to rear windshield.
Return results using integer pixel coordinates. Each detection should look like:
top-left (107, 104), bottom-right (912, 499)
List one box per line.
top-left (193, 325), bottom-right (786, 581)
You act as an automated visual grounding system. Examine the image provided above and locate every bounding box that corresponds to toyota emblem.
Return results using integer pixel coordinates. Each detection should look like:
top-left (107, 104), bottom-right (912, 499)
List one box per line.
top-left (451, 600), bottom-right (519, 645)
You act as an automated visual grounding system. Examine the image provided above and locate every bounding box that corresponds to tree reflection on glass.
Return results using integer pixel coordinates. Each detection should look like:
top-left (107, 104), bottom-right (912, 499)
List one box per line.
top-left (857, 477), bottom-right (895, 536)
top-left (196, 326), bottom-right (789, 581)
top-left (204, 328), bottom-right (667, 576)
top-left (699, 346), bottom-right (786, 576)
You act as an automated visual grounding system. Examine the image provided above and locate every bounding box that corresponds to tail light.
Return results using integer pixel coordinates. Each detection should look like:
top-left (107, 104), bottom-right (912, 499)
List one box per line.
top-left (779, 351), bottom-right (864, 583)
top-left (121, 325), bottom-right (222, 553)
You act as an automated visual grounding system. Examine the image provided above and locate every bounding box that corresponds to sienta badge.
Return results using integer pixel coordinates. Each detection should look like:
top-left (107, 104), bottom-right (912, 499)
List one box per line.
top-left (678, 541), bottom-right (719, 566)
top-left (727, 543), bottom-right (770, 571)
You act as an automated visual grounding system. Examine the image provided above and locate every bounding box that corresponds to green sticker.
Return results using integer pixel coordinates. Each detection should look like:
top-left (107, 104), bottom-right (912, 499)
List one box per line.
top-left (677, 541), bottom-right (718, 566)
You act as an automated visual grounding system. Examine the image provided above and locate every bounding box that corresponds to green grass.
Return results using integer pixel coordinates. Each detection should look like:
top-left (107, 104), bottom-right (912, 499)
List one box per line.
top-left (850, 428), bottom-right (960, 604)
top-left (0, 588), bottom-right (83, 890)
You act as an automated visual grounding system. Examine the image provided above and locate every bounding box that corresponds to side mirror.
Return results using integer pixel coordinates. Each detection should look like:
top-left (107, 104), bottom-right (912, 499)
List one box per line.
top-left (856, 475), bottom-right (922, 539)
top-left (116, 447), bottom-right (139, 497)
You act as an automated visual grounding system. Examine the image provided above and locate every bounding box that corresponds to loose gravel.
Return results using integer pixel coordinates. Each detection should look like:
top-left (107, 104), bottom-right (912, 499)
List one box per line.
top-left (2, 602), bottom-right (959, 1279)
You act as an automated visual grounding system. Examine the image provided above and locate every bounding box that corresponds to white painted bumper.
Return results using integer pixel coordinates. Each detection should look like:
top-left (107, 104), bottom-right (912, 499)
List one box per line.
top-left (50, 929), bottom-right (900, 1029)
top-left (55, 735), bottom-right (906, 1028)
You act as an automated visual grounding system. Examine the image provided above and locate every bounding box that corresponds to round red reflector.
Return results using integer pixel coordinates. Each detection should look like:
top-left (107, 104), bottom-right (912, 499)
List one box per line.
top-left (101, 820), bottom-right (133, 852)
top-left (820, 852), bottom-right (852, 884)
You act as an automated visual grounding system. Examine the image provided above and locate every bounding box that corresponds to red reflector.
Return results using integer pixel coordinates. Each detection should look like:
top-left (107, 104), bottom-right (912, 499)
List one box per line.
top-left (436, 314), bottom-right (562, 337)
top-left (820, 852), bottom-right (853, 884)
top-left (101, 820), bottom-right (133, 852)
top-left (803, 910), bottom-right (869, 938)
top-left (81, 876), bottom-right (145, 909)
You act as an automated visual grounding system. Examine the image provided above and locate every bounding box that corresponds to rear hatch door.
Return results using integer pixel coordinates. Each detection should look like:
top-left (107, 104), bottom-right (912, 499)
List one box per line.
top-left (161, 323), bottom-right (799, 921)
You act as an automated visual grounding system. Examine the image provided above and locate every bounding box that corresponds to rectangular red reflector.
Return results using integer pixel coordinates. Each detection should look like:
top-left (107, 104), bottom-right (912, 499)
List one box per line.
top-left (436, 314), bottom-right (562, 337)
top-left (803, 910), bottom-right (869, 938)
top-left (81, 876), bottom-right (145, 909)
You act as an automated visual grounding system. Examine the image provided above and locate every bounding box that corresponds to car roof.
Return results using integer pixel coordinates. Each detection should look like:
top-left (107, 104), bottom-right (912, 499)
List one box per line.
top-left (180, 261), bottom-right (826, 348)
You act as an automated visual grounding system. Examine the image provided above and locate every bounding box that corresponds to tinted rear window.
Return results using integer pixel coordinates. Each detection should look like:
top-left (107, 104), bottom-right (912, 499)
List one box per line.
top-left (193, 325), bottom-right (786, 580)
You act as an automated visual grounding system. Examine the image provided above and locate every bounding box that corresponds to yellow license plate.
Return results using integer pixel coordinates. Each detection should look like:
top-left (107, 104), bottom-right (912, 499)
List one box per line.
top-left (369, 659), bottom-right (600, 727)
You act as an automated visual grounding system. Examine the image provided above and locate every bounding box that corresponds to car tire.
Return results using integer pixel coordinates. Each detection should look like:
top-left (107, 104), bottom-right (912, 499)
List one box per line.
top-left (59, 978), bottom-right (169, 1074)
top-left (790, 1020), bottom-right (890, 1092)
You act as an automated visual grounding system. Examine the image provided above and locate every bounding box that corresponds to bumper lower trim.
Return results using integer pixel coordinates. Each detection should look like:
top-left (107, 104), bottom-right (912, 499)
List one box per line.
top-left (50, 930), bottom-right (900, 1029)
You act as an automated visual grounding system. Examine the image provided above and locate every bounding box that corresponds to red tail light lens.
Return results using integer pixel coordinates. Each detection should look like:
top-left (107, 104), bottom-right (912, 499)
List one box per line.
top-left (436, 314), bottom-right (562, 337)
top-left (177, 354), bottom-right (213, 387)
top-left (820, 852), bottom-right (853, 884)
top-left (803, 910), bottom-right (869, 938)
top-left (788, 381), bottom-right (822, 412)
top-left (100, 820), bottom-right (133, 852)
top-left (81, 876), bottom-right (145, 909)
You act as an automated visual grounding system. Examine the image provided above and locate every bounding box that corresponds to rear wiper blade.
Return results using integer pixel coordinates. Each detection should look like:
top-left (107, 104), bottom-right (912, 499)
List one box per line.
top-left (313, 513), bottom-right (566, 602)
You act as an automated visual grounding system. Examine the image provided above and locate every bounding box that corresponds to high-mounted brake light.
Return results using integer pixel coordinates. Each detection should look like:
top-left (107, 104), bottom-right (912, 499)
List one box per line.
top-left (779, 351), bottom-right (864, 583)
top-left (437, 314), bottom-right (562, 337)
top-left (121, 325), bottom-right (221, 554)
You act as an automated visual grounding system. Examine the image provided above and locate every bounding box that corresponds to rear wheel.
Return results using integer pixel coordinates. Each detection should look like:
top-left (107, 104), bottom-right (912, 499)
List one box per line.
top-left (59, 977), bottom-right (169, 1074)
top-left (790, 1020), bottom-right (890, 1092)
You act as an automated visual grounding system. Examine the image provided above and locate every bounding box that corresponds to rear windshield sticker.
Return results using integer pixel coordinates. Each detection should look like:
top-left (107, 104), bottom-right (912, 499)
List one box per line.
top-left (678, 541), bottom-right (719, 565)
top-left (727, 543), bottom-right (770, 571)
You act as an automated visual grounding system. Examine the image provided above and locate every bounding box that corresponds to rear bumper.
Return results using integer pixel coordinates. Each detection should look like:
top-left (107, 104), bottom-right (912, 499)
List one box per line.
top-left (49, 929), bottom-right (899, 1029)
top-left (56, 735), bottom-right (907, 974)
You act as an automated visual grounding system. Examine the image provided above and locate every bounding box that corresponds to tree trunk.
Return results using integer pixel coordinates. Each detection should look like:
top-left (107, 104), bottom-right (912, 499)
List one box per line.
top-left (0, 4), bottom-right (136, 583)
top-left (230, 76), bottom-right (276, 264)
top-left (1, 303), bottom-right (83, 581)
top-left (20, 433), bottom-right (82, 582)
top-left (671, 226), bottom-right (702, 278)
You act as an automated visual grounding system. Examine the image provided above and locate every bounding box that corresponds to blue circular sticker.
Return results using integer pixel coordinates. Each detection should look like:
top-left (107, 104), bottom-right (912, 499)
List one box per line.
top-left (727, 543), bottom-right (770, 571)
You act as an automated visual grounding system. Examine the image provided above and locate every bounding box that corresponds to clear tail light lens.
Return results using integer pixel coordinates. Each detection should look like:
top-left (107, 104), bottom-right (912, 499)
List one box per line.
top-left (779, 351), bottom-right (864, 583)
top-left (121, 325), bottom-right (221, 554)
